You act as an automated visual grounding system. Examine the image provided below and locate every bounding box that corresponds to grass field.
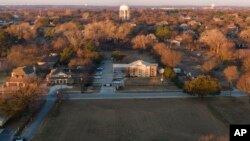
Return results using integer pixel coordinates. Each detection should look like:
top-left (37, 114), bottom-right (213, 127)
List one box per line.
top-left (121, 77), bottom-right (179, 92)
top-left (33, 97), bottom-right (250, 141)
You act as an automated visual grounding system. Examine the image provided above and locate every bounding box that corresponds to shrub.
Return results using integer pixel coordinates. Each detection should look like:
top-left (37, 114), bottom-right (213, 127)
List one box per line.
top-left (184, 75), bottom-right (221, 97)
top-left (164, 67), bottom-right (176, 79)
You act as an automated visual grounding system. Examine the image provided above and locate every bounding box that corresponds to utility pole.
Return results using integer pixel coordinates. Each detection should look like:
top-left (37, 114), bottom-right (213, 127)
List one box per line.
top-left (80, 77), bottom-right (84, 93)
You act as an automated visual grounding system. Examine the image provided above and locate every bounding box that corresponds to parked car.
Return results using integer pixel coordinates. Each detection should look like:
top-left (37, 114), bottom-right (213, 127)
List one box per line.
top-left (94, 76), bottom-right (102, 79)
top-left (96, 67), bottom-right (103, 71)
top-left (95, 71), bottom-right (103, 75)
top-left (13, 136), bottom-right (26, 141)
top-left (104, 83), bottom-right (112, 87)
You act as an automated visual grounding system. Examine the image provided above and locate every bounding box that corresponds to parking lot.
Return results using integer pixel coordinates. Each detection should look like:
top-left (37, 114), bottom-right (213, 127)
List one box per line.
top-left (93, 59), bottom-right (115, 94)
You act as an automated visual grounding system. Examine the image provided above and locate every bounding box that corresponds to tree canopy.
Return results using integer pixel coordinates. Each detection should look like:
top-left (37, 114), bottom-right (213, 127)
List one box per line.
top-left (184, 75), bottom-right (221, 97)
top-left (156, 26), bottom-right (170, 41)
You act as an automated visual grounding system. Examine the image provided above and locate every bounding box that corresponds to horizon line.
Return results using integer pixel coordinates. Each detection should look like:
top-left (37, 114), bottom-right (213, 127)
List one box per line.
top-left (0, 4), bottom-right (250, 7)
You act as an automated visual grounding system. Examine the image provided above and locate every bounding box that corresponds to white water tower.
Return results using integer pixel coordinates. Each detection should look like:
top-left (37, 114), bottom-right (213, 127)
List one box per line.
top-left (119, 4), bottom-right (130, 21)
top-left (211, 4), bottom-right (215, 9)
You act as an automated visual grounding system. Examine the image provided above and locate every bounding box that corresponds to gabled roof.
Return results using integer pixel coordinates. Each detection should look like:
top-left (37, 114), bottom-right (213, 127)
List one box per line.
top-left (12, 66), bottom-right (34, 75)
top-left (49, 68), bottom-right (67, 76)
top-left (129, 60), bottom-right (158, 66)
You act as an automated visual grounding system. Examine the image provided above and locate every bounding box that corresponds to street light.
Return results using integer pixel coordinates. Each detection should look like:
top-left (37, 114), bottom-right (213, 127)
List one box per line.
top-left (80, 77), bottom-right (83, 93)
top-left (159, 68), bottom-right (165, 84)
top-left (247, 77), bottom-right (250, 103)
top-left (56, 90), bottom-right (59, 101)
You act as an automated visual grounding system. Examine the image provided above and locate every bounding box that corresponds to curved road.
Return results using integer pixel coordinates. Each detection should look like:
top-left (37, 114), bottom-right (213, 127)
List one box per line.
top-left (21, 85), bottom-right (72, 141)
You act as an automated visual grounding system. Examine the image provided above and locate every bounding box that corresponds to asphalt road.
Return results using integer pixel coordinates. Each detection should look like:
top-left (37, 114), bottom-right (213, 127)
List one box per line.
top-left (0, 128), bottom-right (17, 141)
top-left (63, 89), bottom-right (246, 100)
top-left (95, 59), bottom-right (115, 94)
top-left (21, 85), bottom-right (72, 141)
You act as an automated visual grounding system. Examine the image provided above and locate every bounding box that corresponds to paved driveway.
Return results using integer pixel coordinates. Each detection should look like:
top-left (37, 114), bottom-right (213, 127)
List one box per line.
top-left (0, 128), bottom-right (17, 141)
top-left (94, 59), bottom-right (115, 94)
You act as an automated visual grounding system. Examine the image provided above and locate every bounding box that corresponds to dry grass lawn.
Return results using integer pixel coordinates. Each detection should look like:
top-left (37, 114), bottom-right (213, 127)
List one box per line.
top-left (33, 97), bottom-right (250, 141)
top-left (122, 77), bottom-right (179, 92)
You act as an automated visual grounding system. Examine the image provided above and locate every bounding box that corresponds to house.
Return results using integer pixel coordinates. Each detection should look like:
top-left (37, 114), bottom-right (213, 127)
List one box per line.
top-left (46, 68), bottom-right (74, 85)
top-left (37, 53), bottom-right (59, 69)
top-left (179, 23), bottom-right (189, 31)
top-left (6, 66), bottom-right (36, 87)
top-left (113, 60), bottom-right (158, 77)
top-left (147, 34), bottom-right (158, 42)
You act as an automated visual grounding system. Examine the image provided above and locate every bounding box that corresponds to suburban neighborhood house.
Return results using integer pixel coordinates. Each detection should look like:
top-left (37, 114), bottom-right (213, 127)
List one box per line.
top-left (37, 53), bottom-right (59, 70)
top-left (6, 66), bottom-right (36, 87)
top-left (46, 68), bottom-right (74, 85)
top-left (113, 60), bottom-right (158, 77)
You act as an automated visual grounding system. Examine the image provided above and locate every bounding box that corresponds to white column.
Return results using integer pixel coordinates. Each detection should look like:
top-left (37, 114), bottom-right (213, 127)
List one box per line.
top-left (123, 10), bottom-right (126, 20)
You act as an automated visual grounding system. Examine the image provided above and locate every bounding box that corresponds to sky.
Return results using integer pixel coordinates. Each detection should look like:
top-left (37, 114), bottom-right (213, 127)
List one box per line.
top-left (0, 0), bottom-right (250, 6)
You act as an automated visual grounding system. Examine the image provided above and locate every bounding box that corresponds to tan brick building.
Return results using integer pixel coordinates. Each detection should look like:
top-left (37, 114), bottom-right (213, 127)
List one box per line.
top-left (113, 60), bottom-right (158, 77)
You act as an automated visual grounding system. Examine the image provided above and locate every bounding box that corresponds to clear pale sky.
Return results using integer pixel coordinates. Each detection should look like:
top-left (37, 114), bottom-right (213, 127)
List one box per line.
top-left (0, 0), bottom-right (250, 6)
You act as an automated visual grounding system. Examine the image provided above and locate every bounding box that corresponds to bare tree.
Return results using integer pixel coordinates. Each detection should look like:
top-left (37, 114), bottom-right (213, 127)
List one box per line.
top-left (201, 58), bottom-right (219, 73)
top-left (0, 78), bottom-right (47, 116)
top-left (219, 41), bottom-right (235, 61)
top-left (242, 57), bottom-right (250, 72)
top-left (131, 35), bottom-right (151, 50)
top-left (153, 43), bottom-right (168, 56)
top-left (240, 29), bottom-right (250, 45)
top-left (7, 45), bottom-right (40, 67)
top-left (200, 29), bottom-right (227, 54)
top-left (51, 37), bottom-right (67, 51)
top-left (55, 21), bottom-right (79, 33)
top-left (161, 49), bottom-right (182, 68)
top-left (5, 22), bottom-right (37, 40)
top-left (64, 30), bottom-right (85, 51)
top-left (237, 72), bottom-right (250, 103)
top-left (223, 66), bottom-right (239, 92)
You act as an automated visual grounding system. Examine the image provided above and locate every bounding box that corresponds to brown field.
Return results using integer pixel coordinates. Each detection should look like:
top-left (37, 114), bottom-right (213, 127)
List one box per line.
top-left (122, 77), bottom-right (179, 92)
top-left (33, 97), bottom-right (250, 141)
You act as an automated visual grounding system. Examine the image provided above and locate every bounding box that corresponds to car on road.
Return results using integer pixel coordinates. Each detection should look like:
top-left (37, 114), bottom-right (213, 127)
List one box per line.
top-left (94, 76), bottom-right (102, 79)
top-left (104, 83), bottom-right (112, 87)
top-left (13, 136), bottom-right (26, 141)
top-left (96, 67), bottom-right (103, 71)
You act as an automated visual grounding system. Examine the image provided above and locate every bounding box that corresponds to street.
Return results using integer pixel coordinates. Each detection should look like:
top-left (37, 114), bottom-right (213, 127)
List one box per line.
top-left (63, 89), bottom-right (246, 100)
top-left (21, 85), bottom-right (72, 141)
top-left (0, 128), bottom-right (17, 141)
